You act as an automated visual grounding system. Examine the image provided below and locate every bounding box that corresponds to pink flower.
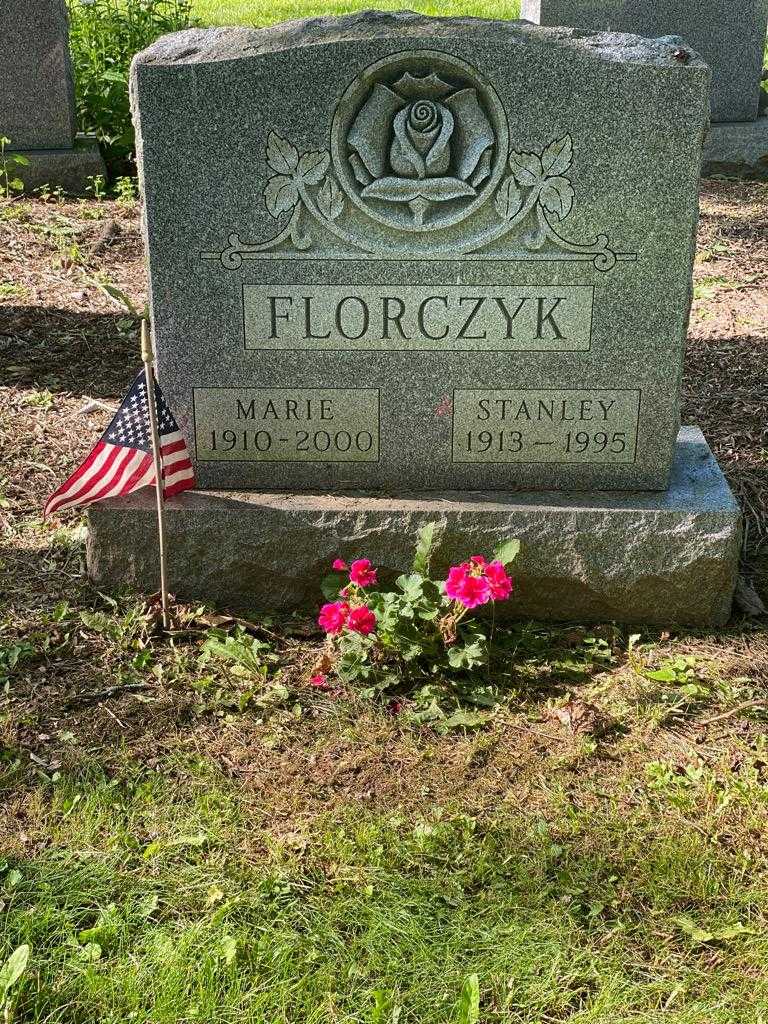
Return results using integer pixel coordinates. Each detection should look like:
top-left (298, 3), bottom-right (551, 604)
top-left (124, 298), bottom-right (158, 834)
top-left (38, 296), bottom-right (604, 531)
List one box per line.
top-left (332, 558), bottom-right (348, 571)
top-left (318, 601), bottom-right (350, 634)
top-left (485, 560), bottom-right (513, 601)
top-left (457, 573), bottom-right (492, 608)
top-left (347, 605), bottom-right (376, 635)
top-left (349, 558), bottom-right (378, 587)
top-left (444, 563), bottom-right (491, 609)
top-left (310, 673), bottom-right (331, 689)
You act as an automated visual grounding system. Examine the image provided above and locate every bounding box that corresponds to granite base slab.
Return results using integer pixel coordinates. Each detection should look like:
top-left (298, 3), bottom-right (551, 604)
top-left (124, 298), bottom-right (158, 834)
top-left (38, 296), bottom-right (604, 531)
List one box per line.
top-left (86, 427), bottom-right (741, 627)
top-left (12, 135), bottom-right (106, 195)
top-left (703, 119), bottom-right (768, 180)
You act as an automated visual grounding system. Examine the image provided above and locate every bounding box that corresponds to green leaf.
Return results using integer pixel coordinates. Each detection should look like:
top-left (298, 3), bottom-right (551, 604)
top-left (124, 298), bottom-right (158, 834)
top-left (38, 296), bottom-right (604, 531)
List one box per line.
top-left (441, 710), bottom-right (488, 731)
top-left (675, 916), bottom-right (756, 944)
top-left (447, 641), bottom-right (486, 670)
top-left (220, 934), bottom-right (238, 965)
top-left (396, 573), bottom-right (425, 601)
top-left (321, 573), bottom-right (343, 601)
top-left (412, 521), bottom-right (440, 576)
top-left (0, 944), bottom-right (29, 1001)
top-left (266, 131), bottom-right (299, 175)
top-left (644, 667), bottom-right (678, 683)
top-left (457, 973), bottom-right (480, 1024)
top-left (492, 538), bottom-right (520, 566)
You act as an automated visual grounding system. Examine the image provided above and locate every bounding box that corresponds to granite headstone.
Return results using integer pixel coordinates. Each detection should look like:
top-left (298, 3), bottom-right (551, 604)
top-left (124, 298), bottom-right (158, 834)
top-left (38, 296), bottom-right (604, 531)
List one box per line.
top-left (131, 14), bottom-right (709, 494)
top-left (521, 0), bottom-right (768, 123)
top-left (0, 0), bottom-right (105, 193)
top-left (0, 0), bottom-right (76, 150)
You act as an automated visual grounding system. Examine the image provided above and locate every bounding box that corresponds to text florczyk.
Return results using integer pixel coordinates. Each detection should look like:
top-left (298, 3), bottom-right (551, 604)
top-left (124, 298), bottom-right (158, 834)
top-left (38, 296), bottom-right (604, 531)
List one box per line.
top-left (264, 292), bottom-right (568, 342)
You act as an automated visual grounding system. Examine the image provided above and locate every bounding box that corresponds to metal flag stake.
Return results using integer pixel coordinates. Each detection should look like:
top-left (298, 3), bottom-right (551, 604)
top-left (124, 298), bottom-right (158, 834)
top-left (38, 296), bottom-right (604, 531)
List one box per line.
top-left (141, 319), bottom-right (170, 630)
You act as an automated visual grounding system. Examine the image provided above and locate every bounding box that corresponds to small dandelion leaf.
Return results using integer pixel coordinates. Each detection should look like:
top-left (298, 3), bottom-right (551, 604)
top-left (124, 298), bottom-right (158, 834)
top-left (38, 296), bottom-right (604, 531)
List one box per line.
top-left (495, 175), bottom-right (523, 221)
top-left (540, 176), bottom-right (575, 220)
top-left (542, 134), bottom-right (573, 177)
top-left (297, 150), bottom-right (330, 186)
top-left (317, 175), bottom-right (344, 221)
top-left (509, 150), bottom-right (543, 187)
top-left (264, 174), bottom-right (299, 218)
top-left (266, 131), bottom-right (299, 175)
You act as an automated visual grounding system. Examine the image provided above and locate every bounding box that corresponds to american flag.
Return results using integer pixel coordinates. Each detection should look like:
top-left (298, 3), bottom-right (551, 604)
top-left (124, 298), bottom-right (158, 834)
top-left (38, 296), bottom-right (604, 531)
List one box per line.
top-left (44, 370), bottom-right (195, 518)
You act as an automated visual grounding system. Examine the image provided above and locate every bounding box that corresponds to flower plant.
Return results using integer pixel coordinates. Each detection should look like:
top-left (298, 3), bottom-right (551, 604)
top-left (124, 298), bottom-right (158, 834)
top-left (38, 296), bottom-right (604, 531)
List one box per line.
top-left (312, 523), bottom-right (519, 696)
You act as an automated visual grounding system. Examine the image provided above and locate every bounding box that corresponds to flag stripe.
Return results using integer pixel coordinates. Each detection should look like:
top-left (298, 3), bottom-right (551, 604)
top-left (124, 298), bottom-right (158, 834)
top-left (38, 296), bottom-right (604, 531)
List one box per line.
top-left (164, 474), bottom-right (196, 498)
top-left (118, 453), bottom-right (154, 496)
top-left (45, 369), bottom-right (196, 519)
top-left (76, 447), bottom-right (139, 507)
top-left (44, 441), bottom-right (112, 515)
top-left (50, 448), bottom-right (138, 515)
top-left (46, 443), bottom-right (122, 515)
top-left (162, 450), bottom-right (192, 472)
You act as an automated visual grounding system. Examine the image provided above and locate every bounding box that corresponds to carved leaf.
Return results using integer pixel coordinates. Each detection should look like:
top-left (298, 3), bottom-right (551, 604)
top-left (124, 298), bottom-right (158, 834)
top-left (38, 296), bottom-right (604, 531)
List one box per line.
top-left (541, 135), bottom-right (573, 177)
top-left (297, 150), bottom-right (330, 186)
top-left (264, 174), bottom-right (299, 218)
top-left (540, 176), bottom-right (575, 221)
top-left (495, 175), bottom-right (523, 221)
top-left (317, 175), bottom-right (344, 221)
top-left (509, 150), bottom-right (544, 187)
top-left (266, 131), bottom-right (299, 175)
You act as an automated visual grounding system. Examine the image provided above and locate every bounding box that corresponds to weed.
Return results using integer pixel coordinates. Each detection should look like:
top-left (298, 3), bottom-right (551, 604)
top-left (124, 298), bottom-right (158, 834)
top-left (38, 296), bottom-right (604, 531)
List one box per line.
top-left (67, 0), bottom-right (196, 177)
top-left (0, 137), bottom-right (28, 199)
top-left (86, 174), bottom-right (108, 201)
top-left (114, 174), bottom-right (138, 205)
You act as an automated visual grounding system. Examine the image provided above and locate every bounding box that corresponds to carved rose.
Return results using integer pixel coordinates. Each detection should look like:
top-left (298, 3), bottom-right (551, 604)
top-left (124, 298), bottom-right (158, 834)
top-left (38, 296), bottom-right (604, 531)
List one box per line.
top-left (347, 71), bottom-right (494, 207)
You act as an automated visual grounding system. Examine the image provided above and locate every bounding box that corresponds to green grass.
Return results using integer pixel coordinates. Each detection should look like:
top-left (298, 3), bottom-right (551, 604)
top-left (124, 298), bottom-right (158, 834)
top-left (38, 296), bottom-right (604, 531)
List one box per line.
top-left (192, 0), bottom-right (520, 28)
top-left (4, 750), bottom-right (768, 1023)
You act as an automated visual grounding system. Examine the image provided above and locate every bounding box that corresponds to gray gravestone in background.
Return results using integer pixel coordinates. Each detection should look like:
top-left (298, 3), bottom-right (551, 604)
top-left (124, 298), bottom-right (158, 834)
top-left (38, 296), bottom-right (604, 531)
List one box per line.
top-left (131, 15), bottom-right (709, 494)
top-left (0, 0), bottom-right (76, 149)
top-left (0, 0), bottom-right (105, 192)
top-left (521, 0), bottom-right (768, 123)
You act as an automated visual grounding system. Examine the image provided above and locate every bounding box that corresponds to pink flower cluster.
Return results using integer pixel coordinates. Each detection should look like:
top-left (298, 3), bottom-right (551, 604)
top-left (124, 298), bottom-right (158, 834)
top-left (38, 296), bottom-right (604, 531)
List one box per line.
top-left (444, 555), bottom-right (513, 609)
top-left (332, 558), bottom-right (378, 587)
top-left (318, 600), bottom-right (376, 636)
top-left (318, 556), bottom-right (379, 636)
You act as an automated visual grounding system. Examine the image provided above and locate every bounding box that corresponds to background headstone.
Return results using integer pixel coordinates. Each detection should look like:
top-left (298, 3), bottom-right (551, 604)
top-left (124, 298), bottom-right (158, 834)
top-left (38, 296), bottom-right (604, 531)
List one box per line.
top-left (521, 0), bottom-right (768, 123)
top-left (131, 14), bottom-right (709, 494)
top-left (0, 0), bottom-right (76, 150)
top-left (0, 0), bottom-right (105, 192)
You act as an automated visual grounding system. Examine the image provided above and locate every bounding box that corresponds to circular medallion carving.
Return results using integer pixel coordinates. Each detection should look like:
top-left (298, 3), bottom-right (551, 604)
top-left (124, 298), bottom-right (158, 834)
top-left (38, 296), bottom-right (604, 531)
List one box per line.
top-left (331, 50), bottom-right (509, 233)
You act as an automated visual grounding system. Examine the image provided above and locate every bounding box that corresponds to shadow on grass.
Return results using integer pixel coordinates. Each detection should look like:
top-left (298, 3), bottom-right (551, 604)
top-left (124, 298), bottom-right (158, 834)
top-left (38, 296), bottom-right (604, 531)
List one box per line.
top-left (2, 307), bottom-right (138, 396)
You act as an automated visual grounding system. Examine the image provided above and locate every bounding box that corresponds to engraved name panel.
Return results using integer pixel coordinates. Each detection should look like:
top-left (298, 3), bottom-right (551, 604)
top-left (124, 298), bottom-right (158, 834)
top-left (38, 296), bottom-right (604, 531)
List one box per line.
top-left (452, 389), bottom-right (641, 464)
top-left (194, 387), bottom-right (380, 463)
top-left (243, 284), bottom-right (593, 352)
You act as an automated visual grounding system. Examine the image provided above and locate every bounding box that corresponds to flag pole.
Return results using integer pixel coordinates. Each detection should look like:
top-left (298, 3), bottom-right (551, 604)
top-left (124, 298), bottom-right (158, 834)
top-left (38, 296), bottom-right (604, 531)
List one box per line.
top-left (141, 319), bottom-right (169, 630)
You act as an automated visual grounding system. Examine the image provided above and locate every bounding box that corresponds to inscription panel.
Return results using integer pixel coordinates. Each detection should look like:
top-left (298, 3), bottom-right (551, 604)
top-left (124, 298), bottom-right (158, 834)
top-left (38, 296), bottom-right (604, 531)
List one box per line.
top-left (452, 389), bottom-right (641, 464)
top-left (243, 284), bottom-right (593, 352)
top-left (194, 387), bottom-right (380, 463)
